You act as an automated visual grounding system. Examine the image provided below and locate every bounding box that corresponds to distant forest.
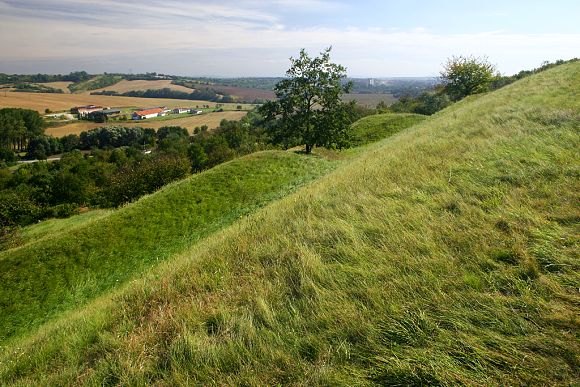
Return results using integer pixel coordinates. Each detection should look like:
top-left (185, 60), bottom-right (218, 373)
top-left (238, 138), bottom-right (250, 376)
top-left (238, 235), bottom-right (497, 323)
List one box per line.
top-left (91, 86), bottom-right (234, 103)
top-left (0, 70), bottom-right (436, 98)
top-left (0, 71), bottom-right (171, 85)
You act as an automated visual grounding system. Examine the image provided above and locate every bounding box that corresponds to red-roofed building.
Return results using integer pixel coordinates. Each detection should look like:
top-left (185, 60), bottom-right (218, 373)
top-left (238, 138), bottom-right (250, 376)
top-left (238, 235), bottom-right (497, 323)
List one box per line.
top-left (132, 107), bottom-right (166, 120)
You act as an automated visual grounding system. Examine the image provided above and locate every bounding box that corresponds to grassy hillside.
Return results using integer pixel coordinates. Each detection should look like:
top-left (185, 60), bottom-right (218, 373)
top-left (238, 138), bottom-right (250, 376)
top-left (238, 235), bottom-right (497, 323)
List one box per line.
top-left (5, 209), bottom-right (112, 249)
top-left (1, 62), bottom-right (579, 385)
top-left (68, 75), bottom-right (123, 93)
top-left (350, 113), bottom-right (427, 146)
top-left (86, 79), bottom-right (193, 94)
top-left (0, 151), bottom-right (335, 342)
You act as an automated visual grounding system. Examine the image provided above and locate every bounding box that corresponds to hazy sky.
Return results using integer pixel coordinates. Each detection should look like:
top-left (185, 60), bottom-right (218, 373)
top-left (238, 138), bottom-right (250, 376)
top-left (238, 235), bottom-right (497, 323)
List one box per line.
top-left (0, 0), bottom-right (578, 77)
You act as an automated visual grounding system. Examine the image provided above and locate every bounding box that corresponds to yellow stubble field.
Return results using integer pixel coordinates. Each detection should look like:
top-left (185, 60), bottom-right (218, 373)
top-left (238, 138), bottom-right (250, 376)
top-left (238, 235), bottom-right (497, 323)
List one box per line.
top-left (45, 111), bottom-right (248, 137)
top-left (0, 92), bottom-right (229, 113)
top-left (86, 79), bottom-right (194, 94)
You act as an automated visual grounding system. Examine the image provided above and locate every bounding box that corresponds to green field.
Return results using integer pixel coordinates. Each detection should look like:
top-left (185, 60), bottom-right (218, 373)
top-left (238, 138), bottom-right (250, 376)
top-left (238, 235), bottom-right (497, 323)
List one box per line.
top-left (1, 62), bottom-right (579, 385)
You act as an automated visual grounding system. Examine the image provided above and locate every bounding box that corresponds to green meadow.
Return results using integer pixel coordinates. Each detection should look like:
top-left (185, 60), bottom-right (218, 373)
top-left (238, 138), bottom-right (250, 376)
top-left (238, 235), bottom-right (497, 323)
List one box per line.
top-left (0, 151), bottom-right (336, 342)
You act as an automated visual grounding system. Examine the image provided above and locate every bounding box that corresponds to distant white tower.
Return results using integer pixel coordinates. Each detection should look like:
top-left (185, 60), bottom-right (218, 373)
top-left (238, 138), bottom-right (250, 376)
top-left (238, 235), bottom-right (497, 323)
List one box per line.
top-left (368, 78), bottom-right (375, 87)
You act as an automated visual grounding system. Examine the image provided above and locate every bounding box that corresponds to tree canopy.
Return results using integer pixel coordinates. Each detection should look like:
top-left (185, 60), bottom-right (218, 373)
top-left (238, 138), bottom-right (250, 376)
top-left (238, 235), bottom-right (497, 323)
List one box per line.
top-left (0, 108), bottom-right (45, 152)
top-left (440, 55), bottom-right (498, 101)
top-left (259, 47), bottom-right (353, 154)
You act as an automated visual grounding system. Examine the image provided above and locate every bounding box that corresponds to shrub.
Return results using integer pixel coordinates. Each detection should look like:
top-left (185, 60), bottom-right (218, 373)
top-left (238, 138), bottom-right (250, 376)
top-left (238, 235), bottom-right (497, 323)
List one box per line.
top-left (47, 203), bottom-right (79, 219)
top-left (441, 55), bottom-right (498, 101)
top-left (0, 191), bottom-right (43, 228)
top-left (102, 155), bottom-right (191, 207)
top-left (0, 148), bottom-right (17, 163)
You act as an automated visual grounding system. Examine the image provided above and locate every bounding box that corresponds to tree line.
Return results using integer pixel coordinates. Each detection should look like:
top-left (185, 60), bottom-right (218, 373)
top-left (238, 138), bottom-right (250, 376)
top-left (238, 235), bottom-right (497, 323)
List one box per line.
top-left (386, 57), bottom-right (578, 116)
top-left (11, 83), bottom-right (64, 93)
top-left (0, 109), bottom-right (45, 155)
top-left (0, 150), bottom-right (191, 242)
top-left (0, 71), bottom-right (174, 86)
top-left (0, 71), bottom-right (92, 85)
top-left (90, 87), bottom-right (234, 103)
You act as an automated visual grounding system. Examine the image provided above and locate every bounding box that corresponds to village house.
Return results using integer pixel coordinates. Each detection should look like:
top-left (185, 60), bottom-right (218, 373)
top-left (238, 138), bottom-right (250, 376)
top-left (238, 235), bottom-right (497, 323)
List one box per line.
top-left (71, 105), bottom-right (103, 117)
top-left (87, 108), bottom-right (122, 120)
top-left (132, 107), bottom-right (166, 120)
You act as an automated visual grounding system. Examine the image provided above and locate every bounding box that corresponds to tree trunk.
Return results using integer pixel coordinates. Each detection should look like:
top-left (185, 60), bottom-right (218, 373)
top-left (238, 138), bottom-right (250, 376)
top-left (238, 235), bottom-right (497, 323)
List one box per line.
top-left (305, 143), bottom-right (312, 154)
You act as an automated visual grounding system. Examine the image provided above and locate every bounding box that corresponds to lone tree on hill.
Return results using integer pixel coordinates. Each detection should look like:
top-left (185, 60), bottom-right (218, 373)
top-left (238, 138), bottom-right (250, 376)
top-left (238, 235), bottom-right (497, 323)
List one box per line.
top-left (259, 47), bottom-right (353, 154)
top-left (440, 55), bottom-right (498, 101)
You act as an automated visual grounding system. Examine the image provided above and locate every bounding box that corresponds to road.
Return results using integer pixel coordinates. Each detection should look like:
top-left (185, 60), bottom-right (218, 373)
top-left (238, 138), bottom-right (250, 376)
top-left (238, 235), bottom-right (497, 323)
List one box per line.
top-left (17, 157), bottom-right (61, 164)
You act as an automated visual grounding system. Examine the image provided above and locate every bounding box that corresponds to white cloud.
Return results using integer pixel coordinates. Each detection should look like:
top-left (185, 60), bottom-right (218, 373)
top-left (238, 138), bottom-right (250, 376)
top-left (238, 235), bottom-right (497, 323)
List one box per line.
top-left (0, 0), bottom-right (578, 76)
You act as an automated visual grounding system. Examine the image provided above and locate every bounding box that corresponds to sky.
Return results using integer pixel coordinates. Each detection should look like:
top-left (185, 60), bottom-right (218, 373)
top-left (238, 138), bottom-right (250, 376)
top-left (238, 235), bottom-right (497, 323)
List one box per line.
top-left (0, 0), bottom-right (578, 77)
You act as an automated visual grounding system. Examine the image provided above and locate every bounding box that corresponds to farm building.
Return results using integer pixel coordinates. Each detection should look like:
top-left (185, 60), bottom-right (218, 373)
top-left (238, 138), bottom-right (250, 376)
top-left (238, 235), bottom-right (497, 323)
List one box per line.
top-left (72, 105), bottom-right (103, 117)
top-left (87, 108), bottom-right (121, 120)
top-left (132, 107), bottom-right (166, 120)
top-left (189, 109), bottom-right (202, 114)
top-left (173, 108), bottom-right (190, 114)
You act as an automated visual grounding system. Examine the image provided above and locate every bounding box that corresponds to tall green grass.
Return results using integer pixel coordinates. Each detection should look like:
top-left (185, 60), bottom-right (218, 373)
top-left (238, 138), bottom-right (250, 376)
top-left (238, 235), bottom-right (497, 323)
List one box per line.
top-left (0, 151), bottom-right (335, 342)
top-left (1, 62), bottom-right (579, 385)
top-left (10, 209), bottom-right (112, 248)
top-left (0, 111), bottom-right (421, 346)
top-left (349, 113), bottom-right (426, 146)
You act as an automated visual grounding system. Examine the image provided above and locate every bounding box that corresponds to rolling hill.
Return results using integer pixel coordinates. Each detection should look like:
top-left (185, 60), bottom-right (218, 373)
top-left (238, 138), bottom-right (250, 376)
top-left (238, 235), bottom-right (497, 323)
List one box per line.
top-left (0, 152), bottom-right (336, 342)
top-left (1, 62), bottom-right (579, 385)
top-left (87, 79), bottom-right (194, 95)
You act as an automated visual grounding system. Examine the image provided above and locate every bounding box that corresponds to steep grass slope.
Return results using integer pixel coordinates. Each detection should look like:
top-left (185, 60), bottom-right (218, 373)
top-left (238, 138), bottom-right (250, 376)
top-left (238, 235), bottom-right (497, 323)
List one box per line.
top-left (1, 62), bottom-right (579, 385)
top-left (68, 75), bottom-right (123, 93)
top-left (9, 209), bottom-right (112, 249)
top-left (0, 151), bottom-right (335, 343)
top-left (349, 113), bottom-right (426, 146)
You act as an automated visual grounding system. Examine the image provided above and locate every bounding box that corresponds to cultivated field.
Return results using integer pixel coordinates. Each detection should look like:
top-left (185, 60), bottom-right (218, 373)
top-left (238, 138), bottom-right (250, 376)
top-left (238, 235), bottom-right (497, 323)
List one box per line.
top-left (1, 87), bottom-right (398, 114)
top-left (37, 82), bottom-right (73, 93)
top-left (45, 111), bottom-right (247, 137)
top-left (189, 83), bottom-right (276, 101)
top-left (195, 87), bottom-right (398, 106)
top-left (0, 92), bottom-right (251, 113)
top-left (342, 92), bottom-right (397, 107)
top-left (87, 79), bottom-right (193, 94)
